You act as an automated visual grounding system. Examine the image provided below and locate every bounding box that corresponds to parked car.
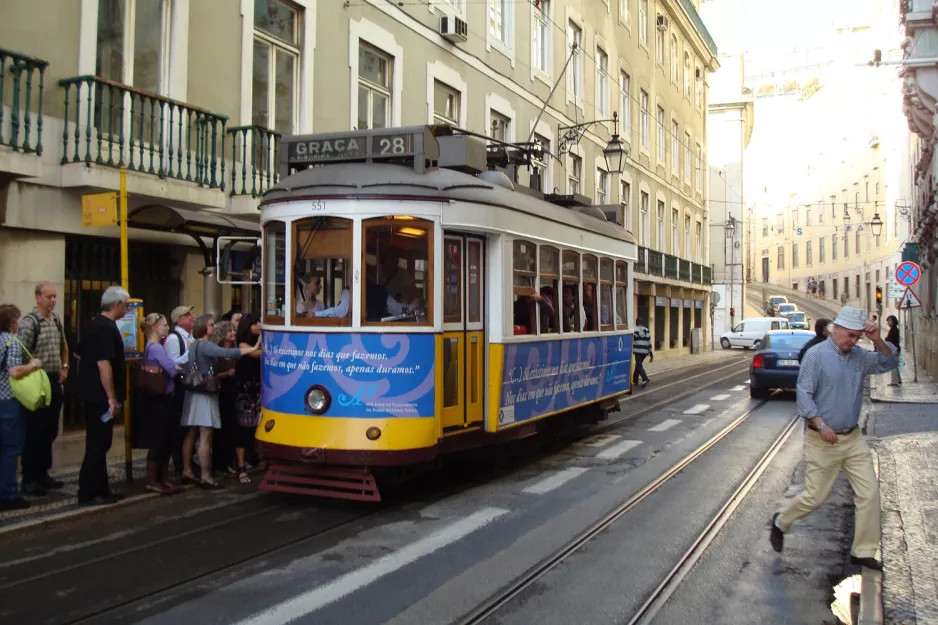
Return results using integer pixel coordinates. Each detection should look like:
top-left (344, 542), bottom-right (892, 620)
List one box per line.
top-left (749, 330), bottom-right (815, 398)
top-left (776, 303), bottom-right (798, 315)
top-left (720, 317), bottom-right (791, 350)
top-left (780, 311), bottom-right (810, 330)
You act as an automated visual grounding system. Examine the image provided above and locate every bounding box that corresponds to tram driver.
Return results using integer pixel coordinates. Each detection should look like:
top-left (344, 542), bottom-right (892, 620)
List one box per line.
top-left (295, 274), bottom-right (325, 317)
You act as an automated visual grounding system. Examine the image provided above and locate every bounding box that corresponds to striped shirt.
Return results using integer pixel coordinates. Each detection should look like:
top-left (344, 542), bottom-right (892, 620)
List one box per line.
top-left (17, 310), bottom-right (65, 375)
top-left (0, 333), bottom-right (26, 401)
top-left (796, 337), bottom-right (898, 430)
top-left (633, 325), bottom-right (652, 355)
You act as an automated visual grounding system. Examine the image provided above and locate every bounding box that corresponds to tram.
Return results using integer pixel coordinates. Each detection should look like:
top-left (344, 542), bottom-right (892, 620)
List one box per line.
top-left (223, 125), bottom-right (637, 501)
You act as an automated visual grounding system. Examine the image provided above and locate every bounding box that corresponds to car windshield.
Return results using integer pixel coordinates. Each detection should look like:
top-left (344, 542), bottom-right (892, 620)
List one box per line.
top-left (777, 304), bottom-right (795, 312)
top-left (785, 313), bottom-right (806, 322)
top-left (765, 334), bottom-right (812, 350)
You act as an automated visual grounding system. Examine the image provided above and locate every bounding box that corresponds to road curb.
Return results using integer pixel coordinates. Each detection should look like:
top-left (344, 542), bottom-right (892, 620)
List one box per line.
top-left (0, 491), bottom-right (161, 538)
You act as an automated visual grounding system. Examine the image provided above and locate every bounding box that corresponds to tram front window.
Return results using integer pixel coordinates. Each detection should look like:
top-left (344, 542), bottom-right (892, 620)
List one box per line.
top-left (263, 220), bottom-right (287, 324)
top-left (293, 217), bottom-right (352, 325)
top-left (363, 217), bottom-right (433, 325)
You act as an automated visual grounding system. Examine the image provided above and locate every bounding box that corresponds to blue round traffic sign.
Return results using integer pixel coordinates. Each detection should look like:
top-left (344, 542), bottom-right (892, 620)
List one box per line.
top-left (896, 261), bottom-right (922, 287)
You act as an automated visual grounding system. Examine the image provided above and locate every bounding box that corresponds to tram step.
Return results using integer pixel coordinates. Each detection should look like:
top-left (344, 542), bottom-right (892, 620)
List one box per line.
top-left (258, 462), bottom-right (381, 502)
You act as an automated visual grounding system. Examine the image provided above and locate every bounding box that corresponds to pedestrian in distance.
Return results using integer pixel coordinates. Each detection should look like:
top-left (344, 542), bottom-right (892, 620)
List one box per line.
top-left (632, 318), bottom-right (653, 388)
top-left (885, 314), bottom-right (902, 386)
top-left (17, 281), bottom-right (69, 496)
top-left (770, 306), bottom-right (899, 571)
top-left (0, 304), bottom-right (46, 511)
top-left (797, 318), bottom-right (831, 363)
top-left (77, 286), bottom-right (131, 506)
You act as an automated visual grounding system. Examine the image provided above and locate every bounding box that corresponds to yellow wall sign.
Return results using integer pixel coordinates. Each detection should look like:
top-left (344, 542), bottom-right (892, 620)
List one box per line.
top-left (81, 192), bottom-right (118, 227)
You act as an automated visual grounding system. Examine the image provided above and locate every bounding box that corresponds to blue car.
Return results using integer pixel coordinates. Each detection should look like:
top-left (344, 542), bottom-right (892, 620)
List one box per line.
top-left (749, 330), bottom-right (815, 399)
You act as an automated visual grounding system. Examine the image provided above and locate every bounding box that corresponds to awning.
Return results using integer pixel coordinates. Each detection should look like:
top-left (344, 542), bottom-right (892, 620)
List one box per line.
top-left (127, 205), bottom-right (259, 238)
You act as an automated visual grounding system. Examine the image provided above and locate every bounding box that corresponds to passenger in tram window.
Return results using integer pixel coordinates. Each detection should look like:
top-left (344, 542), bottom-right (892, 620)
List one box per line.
top-left (295, 275), bottom-right (325, 317)
top-left (314, 272), bottom-right (350, 319)
top-left (539, 286), bottom-right (556, 333)
top-left (561, 285), bottom-right (585, 332)
top-left (583, 284), bottom-right (599, 331)
top-left (512, 288), bottom-right (553, 335)
top-left (379, 246), bottom-right (416, 302)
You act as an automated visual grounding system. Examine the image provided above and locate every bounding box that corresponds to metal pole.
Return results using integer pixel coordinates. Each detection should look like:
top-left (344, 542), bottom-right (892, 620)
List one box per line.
top-left (908, 301), bottom-right (918, 383)
top-left (120, 168), bottom-right (132, 483)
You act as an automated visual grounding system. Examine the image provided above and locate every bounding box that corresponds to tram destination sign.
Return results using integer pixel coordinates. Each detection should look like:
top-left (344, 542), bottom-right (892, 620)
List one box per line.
top-left (286, 131), bottom-right (415, 164)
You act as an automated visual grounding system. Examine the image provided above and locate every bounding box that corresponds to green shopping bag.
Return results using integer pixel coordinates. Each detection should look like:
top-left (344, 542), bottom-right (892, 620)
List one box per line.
top-left (5, 336), bottom-right (51, 411)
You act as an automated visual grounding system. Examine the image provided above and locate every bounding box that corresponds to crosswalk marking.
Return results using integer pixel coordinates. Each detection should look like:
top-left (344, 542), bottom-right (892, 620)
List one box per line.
top-left (709, 393), bottom-right (731, 401)
top-left (575, 434), bottom-right (622, 448)
top-left (232, 508), bottom-right (509, 625)
top-left (683, 404), bottom-right (709, 415)
top-left (648, 419), bottom-right (681, 432)
top-left (522, 467), bottom-right (590, 494)
top-left (731, 385), bottom-right (747, 391)
top-left (596, 439), bottom-right (643, 460)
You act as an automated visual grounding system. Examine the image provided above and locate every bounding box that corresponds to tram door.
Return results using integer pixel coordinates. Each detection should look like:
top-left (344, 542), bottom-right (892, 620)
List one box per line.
top-left (441, 234), bottom-right (485, 431)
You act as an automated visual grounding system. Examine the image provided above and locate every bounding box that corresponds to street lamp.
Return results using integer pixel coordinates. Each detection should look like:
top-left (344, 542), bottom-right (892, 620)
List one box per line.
top-left (842, 203), bottom-right (851, 228)
top-left (870, 213), bottom-right (883, 237)
top-left (558, 111), bottom-right (629, 174)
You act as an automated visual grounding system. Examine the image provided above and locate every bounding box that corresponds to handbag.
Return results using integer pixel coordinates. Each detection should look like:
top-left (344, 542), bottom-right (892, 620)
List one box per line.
top-left (136, 343), bottom-right (169, 396)
top-left (4, 336), bottom-right (52, 411)
top-left (181, 341), bottom-right (219, 394)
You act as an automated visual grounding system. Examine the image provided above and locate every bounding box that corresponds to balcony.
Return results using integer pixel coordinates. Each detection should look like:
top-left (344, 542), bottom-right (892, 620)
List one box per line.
top-left (679, 259), bottom-right (691, 282)
top-left (664, 254), bottom-right (678, 279)
top-left (634, 247), bottom-right (712, 289)
top-left (0, 48), bottom-right (48, 178)
top-left (648, 250), bottom-right (664, 277)
top-left (703, 266), bottom-right (712, 284)
top-left (692, 263), bottom-right (702, 283)
top-left (635, 246), bottom-right (647, 274)
top-left (229, 125), bottom-right (282, 209)
top-left (58, 76), bottom-right (228, 208)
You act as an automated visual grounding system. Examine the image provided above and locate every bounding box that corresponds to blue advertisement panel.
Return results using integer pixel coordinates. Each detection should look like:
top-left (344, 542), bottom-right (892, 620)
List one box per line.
top-left (261, 331), bottom-right (436, 418)
top-left (498, 333), bottom-right (633, 427)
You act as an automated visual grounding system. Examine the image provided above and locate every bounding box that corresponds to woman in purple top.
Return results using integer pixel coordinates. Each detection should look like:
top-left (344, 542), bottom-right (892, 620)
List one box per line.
top-left (139, 313), bottom-right (184, 495)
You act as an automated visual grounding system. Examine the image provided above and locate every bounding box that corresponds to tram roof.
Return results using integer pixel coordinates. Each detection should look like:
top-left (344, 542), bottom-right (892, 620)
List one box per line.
top-left (261, 163), bottom-right (636, 245)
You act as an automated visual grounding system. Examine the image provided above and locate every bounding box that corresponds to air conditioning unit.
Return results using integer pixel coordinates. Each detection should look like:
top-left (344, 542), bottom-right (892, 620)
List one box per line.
top-left (440, 16), bottom-right (468, 42)
top-left (656, 14), bottom-right (669, 31)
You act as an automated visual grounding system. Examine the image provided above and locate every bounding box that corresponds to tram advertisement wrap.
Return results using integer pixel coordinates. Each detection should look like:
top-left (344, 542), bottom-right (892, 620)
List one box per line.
top-left (261, 331), bottom-right (436, 418)
top-left (497, 334), bottom-right (633, 427)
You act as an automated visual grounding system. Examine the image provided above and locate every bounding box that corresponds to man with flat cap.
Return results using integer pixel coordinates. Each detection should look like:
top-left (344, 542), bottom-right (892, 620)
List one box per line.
top-left (770, 306), bottom-right (898, 571)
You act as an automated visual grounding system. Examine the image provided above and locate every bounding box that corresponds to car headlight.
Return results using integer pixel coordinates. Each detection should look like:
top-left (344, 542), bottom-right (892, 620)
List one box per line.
top-left (304, 385), bottom-right (331, 415)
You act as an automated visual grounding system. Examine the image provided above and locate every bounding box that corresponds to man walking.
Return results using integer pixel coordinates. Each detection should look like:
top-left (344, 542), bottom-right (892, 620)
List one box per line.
top-left (770, 306), bottom-right (899, 570)
top-left (632, 318), bottom-right (653, 388)
top-left (17, 281), bottom-right (69, 495)
top-left (77, 286), bottom-right (129, 506)
top-left (165, 306), bottom-right (195, 479)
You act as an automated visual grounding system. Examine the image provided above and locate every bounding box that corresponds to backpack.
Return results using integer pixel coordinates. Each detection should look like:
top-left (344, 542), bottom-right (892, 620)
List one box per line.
top-left (24, 311), bottom-right (65, 354)
top-left (162, 330), bottom-right (187, 356)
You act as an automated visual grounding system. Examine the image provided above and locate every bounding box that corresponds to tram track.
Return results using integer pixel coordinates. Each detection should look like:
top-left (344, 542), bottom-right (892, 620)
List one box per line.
top-left (455, 398), bottom-right (800, 625)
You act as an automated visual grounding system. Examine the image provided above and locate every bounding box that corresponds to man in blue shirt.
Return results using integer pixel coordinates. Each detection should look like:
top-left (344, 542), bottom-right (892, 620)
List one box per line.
top-left (770, 306), bottom-right (898, 570)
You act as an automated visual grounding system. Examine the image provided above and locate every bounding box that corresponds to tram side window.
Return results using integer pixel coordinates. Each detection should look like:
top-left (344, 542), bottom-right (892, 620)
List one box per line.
top-left (561, 251), bottom-right (581, 333)
top-left (512, 240), bottom-right (537, 335)
top-left (293, 217), bottom-right (352, 325)
top-left (263, 221), bottom-right (287, 324)
top-left (615, 261), bottom-right (629, 329)
top-left (600, 258), bottom-right (614, 331)
top-left (538, 246), bottom-right (561, 334)
top-left (362, 217), bottom-right (433, 325)
top-left (582, 255), bottom-right (599, 332)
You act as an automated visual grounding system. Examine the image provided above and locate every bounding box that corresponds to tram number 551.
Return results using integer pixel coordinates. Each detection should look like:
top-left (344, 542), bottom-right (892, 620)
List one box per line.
top-left (377, 135), bottom-right (411, 156)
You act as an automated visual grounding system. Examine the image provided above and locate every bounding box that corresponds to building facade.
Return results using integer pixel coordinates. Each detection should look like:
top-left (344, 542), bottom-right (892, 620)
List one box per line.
top-left (1, 0), bottom-right (718, 430)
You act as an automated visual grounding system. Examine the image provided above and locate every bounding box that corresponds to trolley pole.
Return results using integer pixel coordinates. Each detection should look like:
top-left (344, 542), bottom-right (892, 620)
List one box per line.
top-left (120, 168), bottom-right (133, 483)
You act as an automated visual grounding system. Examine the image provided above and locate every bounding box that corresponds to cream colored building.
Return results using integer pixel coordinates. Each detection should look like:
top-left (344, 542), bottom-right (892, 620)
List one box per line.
top-left (0, 0), bottom-right (717, 429)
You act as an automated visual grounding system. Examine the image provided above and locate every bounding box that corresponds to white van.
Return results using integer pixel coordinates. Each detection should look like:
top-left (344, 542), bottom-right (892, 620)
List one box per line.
top-left (720, 317), bottom-right (791, 349)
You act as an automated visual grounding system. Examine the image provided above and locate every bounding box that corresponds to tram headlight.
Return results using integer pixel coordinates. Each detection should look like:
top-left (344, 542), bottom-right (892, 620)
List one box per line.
top-left (304, 385), bottom-right (331, 414)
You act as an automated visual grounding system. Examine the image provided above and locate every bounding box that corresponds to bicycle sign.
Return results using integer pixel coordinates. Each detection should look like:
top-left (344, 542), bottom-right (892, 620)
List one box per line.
top-left (895, 261), bottom-right (922, 287)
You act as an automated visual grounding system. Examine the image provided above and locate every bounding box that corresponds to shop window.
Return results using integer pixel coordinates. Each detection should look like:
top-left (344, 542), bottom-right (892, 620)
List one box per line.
top-left (263, 220), bottom-right (286, 324)
top-left (600, 258), bottom-right (614, 330)
top-left (615, 260), bottom-right (628, 329)
top-left (444, 236), bottom-right (463, 323)
top-left (362, 217), bottom-right (433, 325)
top-left (293, 217), bottom-right (352, 325)
top-left (561, 251), bottom-right (581, 332)
top-left (582, 255), bottom-right (598, 331)
top-left (539, 246), bottom-right (561, 334)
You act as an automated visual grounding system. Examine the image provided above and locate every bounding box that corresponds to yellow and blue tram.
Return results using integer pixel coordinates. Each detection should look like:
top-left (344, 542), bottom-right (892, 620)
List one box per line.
top-left (243, 126), bottom-right (637, 500)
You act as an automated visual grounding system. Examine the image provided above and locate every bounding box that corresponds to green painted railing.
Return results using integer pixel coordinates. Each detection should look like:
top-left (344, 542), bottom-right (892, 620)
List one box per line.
top-left (679, 0), bottom-right (717, 57)
top-left (58, 76), bottom-right (227, 189)
top-left (229, 125), bottom-right (282, 198)
top-left (691, 263), bottom-right (702, 283)
top-left (635, 246), bottom-right (647, 274)
top-left (0, 49), bottom-right (49, 154)
top-left (703, 266), bottom-right (712, 285)
top-left (664, 254), bottom-right (679, 279)
top-left (648, 250), bottom-right (664, 277)
top-left (679, 259), bottom-right (691, 282)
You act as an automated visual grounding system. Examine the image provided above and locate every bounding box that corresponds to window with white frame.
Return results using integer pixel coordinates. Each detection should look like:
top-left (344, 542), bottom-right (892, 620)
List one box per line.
top-left (792, 243), bottom-right (799, 268)
top-left (568, 154), bottom-right (582, 195)
top-left (620, 181), bottom-right (631, 228)
top-left (640, 89), bottom-right (649, 149)
top-left (670, 35), bottom-right (678, 82)
top-left (671, 208), bottom-right (679, 254)
top-left (655, 20), bottom-right (665, 65)
top-left (695, 221), bottom-right (702, 262)
top-left (489, 0), bottom-right (509, 46)
top-left (671, 120), bottom-right (679, 171)
top-left (806, 240), bottom-right (813, 266)
top-left (844, 231), bottom-right (849, 258)
top-left (253, 0), bottom-right (300, 136)
top-left (792, 207), bottom-right (799, 229)
top-left (596, 168), bottom-right (608, 204)
top-left (777, 246), bottom-right (784, 269)
top-left (695, 65), bottom-right (702, 107)
top-left (596, 48), bottom-right (609, 117)
top-left (532, 133), bottom-right (551, 192)
top-left (490, 110), bottom-right (510, 141)
top-left (684, 215), bottom-right (690, 259)
top-left (567, 22), bottom-right (583, 100)
top-left (683, 53), bottom-right (691, 96)
top-left (656, 200), bottom-right (665, 250)
top-left (819, 237), bottom-right (826, 262)
top-left (806, 207), bottom-right (812, 226)
top-left (640, 191), bottom-right (650, 246)
top-left (832, 234), bottom-right (837, 260)
top-left (695, 143), bottom-right (702, 189)
top-left (358, 44), bottom-right (392, 130)
top-left (619, 0), bottom-right (629, 24)
top-left (684, 131), bottom-right (691, 181)
top-left (656, 106), bottom-right (666, 161)
top-left (619, 72), bottom-right (632, 135)
top-left (96, 0), bottom-right (172, 94)
top-left (638, 0), bottom-right (648, 46)
top-left (433, 80), bottom-right (460, 126)
top-left (533, 0), bottom-right (550, 74)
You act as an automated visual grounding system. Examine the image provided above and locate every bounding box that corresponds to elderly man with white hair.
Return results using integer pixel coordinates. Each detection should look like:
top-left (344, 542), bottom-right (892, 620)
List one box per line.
top-left (769, 305), bottom-right (899, 571)
top-left (77, 286), bottom-right (130, 506)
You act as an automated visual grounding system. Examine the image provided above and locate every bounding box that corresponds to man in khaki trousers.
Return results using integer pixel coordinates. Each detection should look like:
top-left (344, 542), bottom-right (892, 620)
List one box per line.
top-left (770, 306), bottom-right (899, 571)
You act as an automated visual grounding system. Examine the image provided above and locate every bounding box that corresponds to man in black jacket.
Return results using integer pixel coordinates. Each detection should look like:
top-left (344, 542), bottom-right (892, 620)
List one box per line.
top-left (798, 318), bottom-right (832, 362)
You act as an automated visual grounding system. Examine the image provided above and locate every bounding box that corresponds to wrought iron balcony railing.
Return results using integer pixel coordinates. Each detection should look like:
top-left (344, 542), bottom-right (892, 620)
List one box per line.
top-left (664, 254), bottom-right (678, 279)
top-left (58, 76), bottom-right (227, 189)
top-left (703, 266), bottom-right (713, 285)
top-left (635, 246), bottom-right (647, 274)
top-left (648, 250), bottom-right (664, 277)
top-left (229, 125), bottom-right (282, 197)
top-left (679, 259), bottom-right (691, 282)
top-left (691, 263), bottom-right (702, 283)
top-left (0, 49), bottom-right (49, 154)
